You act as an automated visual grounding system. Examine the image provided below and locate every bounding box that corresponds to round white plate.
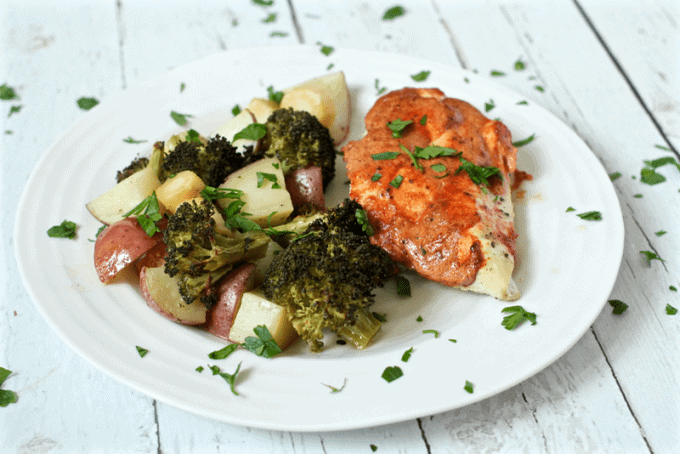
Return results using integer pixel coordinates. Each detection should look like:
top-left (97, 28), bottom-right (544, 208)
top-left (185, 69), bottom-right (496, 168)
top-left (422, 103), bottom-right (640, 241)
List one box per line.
top-left (14, 46), bottom-right (624, 432)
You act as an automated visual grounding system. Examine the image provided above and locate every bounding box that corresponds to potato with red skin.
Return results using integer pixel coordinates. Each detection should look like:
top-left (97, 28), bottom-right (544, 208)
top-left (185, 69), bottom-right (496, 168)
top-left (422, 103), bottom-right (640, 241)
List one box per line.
top-left (205, 263), bottom-right (256, 340)
top-left (139, 266), bottom-right (207, 325)
top-left (134, 239), bottom-right (167, 277)
top-left (284, 166), bottom-right (325, 211)
top-left (94, 217), bottom-right (163, 283)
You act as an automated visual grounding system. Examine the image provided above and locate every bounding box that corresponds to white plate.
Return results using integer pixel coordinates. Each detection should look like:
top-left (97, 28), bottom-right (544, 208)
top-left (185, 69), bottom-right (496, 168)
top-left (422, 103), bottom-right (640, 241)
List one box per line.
top-left (14, 46), bottom-right (624, 432)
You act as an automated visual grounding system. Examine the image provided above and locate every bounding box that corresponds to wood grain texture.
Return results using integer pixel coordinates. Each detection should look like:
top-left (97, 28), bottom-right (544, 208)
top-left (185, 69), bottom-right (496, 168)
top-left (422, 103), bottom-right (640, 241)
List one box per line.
top-left (1, 0), bottom-right (677, 453)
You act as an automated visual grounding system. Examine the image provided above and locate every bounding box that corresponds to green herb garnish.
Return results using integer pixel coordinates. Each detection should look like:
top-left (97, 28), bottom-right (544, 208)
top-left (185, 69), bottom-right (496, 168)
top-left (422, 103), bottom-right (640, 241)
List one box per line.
top-left (267, 86), bottom-right (284, 103)
top-left (423, 329), bottom-right (439, 338)
top-left (375, 79), bottom-right (387, 95)
top-left (490, 70), bottom-right (505, 76)
top-left (401, 347), bottom-right (413, 362)
top-left (256, 172), bottom-right (282, 189)
top-left (0, 367), bottom-right (17, 407)
top-left (484, 99), bottom-right (495, 112)
top-left (8, 105), bottom-right (22, 117)
top-left (666, 304), bottom-right (678, 315)
top-left (381, 366), bottom-right (403, 383)
top-left (208, 343), bottom-right (239, 360)
top-left (123, 137), bottom-right (147, 144)
top-left (464, 380), bottom-right (474, 394)
top-left (387, 118), bottom-right (413, 138)
top-left (411, 70), bottom-right (431, 82)
top-left (577, 211), bottom-right (602, 221)
top-left (566, 207), bottom-right (575, 212)
top-left (77, 97), bottom-right (99, 110)
top-left (0, 84), bottom-right (19, 100)
top-left (262, 12), bottom-right (277, 23)
top-left (211, 362), bottom-right (242, 396)
top-left (316, 42), bottom-right (334, 56)
top-left (47, 220), bottom-right (77, 239)
top-left (389, 175), bottom-right (403, 188)
top-left (372, 151), bottom-right (401, 161)
top-left (514, 59), bottom-right (525, 70)
top-left (640, 250), bottom-right (664, 265)
top-left (170, 111), bottom-right (192, 126)
top-left (243, 325), bottom-right (282, 358)
top-left (232, 104), bottom-right (241, 116)
top-left (608, 300), bottom-right (628, 315)
top-left (322, 378), bottom-right (347, 393)
top-left (122, 192), bottom-right (163, 236)
top-left (396, 276), bottom-right (411, 296)
top-left (609, 172), bottom-right (622, 181)
top-left (455, 157), bottom-right (502, 187)
top-left (501, 306), bottom-right (537, 330)
top-left (200, 186), bottom-right (244, 201)
top-left (136, 346), bottom-right (149, 358)
top-left (270, 31), bottom-right (288, 37)
top-left (355, 209), bottom-right (374, 236)
top-left (382, 5), bottom-right (405, 20)
top-left (512, 134), bottom-right (535, 147)
top-left (233, 123), bottom-right (267, 142)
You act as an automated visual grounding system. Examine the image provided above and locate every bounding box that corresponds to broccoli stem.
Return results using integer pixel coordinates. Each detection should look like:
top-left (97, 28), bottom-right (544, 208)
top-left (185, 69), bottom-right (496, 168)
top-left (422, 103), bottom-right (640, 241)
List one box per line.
top-left (337, 309), bottom-right (382, 349)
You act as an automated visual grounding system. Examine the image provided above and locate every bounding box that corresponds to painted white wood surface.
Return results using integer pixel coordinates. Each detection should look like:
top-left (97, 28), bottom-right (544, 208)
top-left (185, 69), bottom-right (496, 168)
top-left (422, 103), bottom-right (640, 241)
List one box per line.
top-left (1, 1), bottom-right (677, 453)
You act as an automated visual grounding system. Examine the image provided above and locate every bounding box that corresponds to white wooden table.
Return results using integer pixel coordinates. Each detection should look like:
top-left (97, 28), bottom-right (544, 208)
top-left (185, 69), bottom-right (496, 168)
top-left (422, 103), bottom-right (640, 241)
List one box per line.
top-left (1, 1), bottom-right (678, 452)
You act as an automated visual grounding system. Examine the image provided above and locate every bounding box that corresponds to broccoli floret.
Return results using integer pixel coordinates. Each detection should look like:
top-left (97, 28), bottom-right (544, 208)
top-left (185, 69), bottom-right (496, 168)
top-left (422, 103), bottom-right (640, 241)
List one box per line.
top-left (116, 156), bottom-right (149, 183)
top-left (163, 198), bottom-right (269, 308)
top-left (262, 199), bottom-right (395, 352)
top-left (160, 133), bottom-right (261, 187)
top-left (262, 108), bottom-right (336, 188)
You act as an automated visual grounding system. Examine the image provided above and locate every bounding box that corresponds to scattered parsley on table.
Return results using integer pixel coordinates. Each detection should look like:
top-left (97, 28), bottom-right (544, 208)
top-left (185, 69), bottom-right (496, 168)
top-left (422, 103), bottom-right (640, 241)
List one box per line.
top-left (608, 300), bottom-right (628, 315)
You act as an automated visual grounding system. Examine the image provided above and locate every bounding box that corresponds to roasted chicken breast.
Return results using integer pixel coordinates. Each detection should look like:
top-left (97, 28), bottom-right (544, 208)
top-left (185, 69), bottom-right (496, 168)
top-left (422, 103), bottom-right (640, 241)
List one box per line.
top-left (342, 88), bottom-right (520, 300)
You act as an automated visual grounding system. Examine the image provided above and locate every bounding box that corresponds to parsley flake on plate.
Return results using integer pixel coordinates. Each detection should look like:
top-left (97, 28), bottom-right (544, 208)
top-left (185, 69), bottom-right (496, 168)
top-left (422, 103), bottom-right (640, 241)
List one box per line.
top-left (381, 366), bottom-right (403, 383)
top-left (123, 136), bottom-right (147, 144)
top-left (322, 378), bottom-right (347, 393)
top-left (122, 192), bottom-right (163, 236)
top-left (484, 99), bottom-right (495, 112)
top-left (8, 105), bottom-right (22, 117)
top-left (401, 347), bottom-right (413, 362)
top-left (262, 12), bottom-right (276, 23)
top-left (422, 329), bottom-right (439, 338)
top-left (490, 70), bottom-right (505, 76)
top-left (210, 363), bottom-right (242, 396)
top-left (411, 70), bottom-right (431, 82)
top-left (666, 304), bottom-right (678, 315)
top-left (577, 211), bottom-right (602, 221)
top-left (316, 42), bottom-right (334, 56)
top-left (382, 5), bottom-right (405, 20)
top-left (514, 59), bottom-right (526, 71)
top-left (566, 207), bottom-right (576, 212)
top-left (0, 84), bottom-right (19, 100)
top-left (374, 78), bottom-right (387, 95)
top-left (170, 111), bottom-right (192, 126)
top-left (501, 306), bottom-right (537, 330)
top-left (77, 97), bottom-right (99, 110)
top-left (233, 123), bottom-right (267, 142)
top-left (267, 86), bottom-right (284, 103)
top-left (396, 276), bottom-right (411, 296)
top-left (464, 380), bottom-right (474, 394)
top-left (136, 346), bottom-right (149, 358)
top-left (47, 220), bottom-right (77, 239)
top-left (670, 286), bottom-right (677, 292)
top-left (512, 134), bottom-right (535, 148)
top-left (208, 343), bottom-right (239, 360)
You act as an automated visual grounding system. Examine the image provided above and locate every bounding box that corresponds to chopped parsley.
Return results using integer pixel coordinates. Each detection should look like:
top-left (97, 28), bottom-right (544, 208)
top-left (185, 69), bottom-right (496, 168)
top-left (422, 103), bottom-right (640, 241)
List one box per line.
top-left (270, 31), bottom-right (288, 37)
top-left (516, 100), bottom-right (529, 105)
top-left (232, 104), bottom-right (241, 116)
top-left (371, 151), bottom-right (401, 161)
top-left (196, 366), bottom-right (204, 372)
top-left (322, 378), bottom-right (347, 393)
top-left (180, 83), bottom-right (186, 92)
top-left (136, 346), bottom-right (149, 357)
top-left (267, 85), bottom-right (284, 103)
top-left (242, 325), bottom-right (282, 358)
top-left (382, 5), bottom-right (405, 20)
top-left (416, 315), bottom-right (423, 322)
top-left (208, 343), bottom-right (239, 360)
top-left (0, 84), bottom-right (19, 100)
top-left (490, 70), bottom-right (505, 76)
top-left (371, 172), bottom-right (382, 182)
top-left (252, 0), bottom-right (274, 6)
top-left (512, 134), bottom-right (535, 148)
top-left (123, 136), bottom-right (147, 144)
top-left (375, 78), bottom-right (387, 95)
top-left (355, 208), bottom-right (374, 236)
top-left (566, 207), bottom-right (576, 212)
top-left (640, 250), bottom-right (664, 265)
top-left (401, 347), bottom-right (413, 362)
top-left (371, 444), bottom-right (378, 452)
top-left (514, 59), bottom-right (526, 71)
top-left (47, 220), bottom-right (77, 239)
top-left (455, 157), bottom-right (502, 187)
top-left (0, 367), bottom-right (17, 407)
top-left (666, 304), bottom-right (678, 315)
top-left (655, 144), bottom-right (671, 151)
top-left (634, 194), bottom-right (643, 198)
top-left (422, 329), bottom-right (439, 338)
top-left (655, 230), bottom-right (667, 236)
top-left (608, 299), bottom-right (628, 315)
top-left (609, 172), bottom-right (622, 181)
top-left (449, 339), bottom-right (457, 343)
top-left (484, 99), bottom-right (495, 112)
top-left (396, 276), bottom-right (411, 296)
top-left (534, 85), bottom-right (545, 92)
top-left (670, 286), bottom-right (677, 292)
top-left (381, 366), bottom-right (403, 383)
top-left (640, 156), bottom-right (680, 185)
top-left (316, 42), bottom-right (334, 56)
top-left (577, 211), bottom-right (602, 221)
top-left (430, 164), bottom-right (447, 173)
top-left (200, 186), bottom-right (244, 202)
top-left (122, 192), bottom-right (163, 236)
top-left (233, 123), bottom-right (267, 142)
top-left (387, 118), bottom-right (413, 138)
top-left (464, 380), bottom-right (474, 394)
top-left (389, 175), bottom-right (403, 188)
top-left (262, 12), bottom-right (277, 23)
top-left (8, 105), bottom-right (22, 117)
top-left (419, 115), bottom-right (427, 125)
top-left (170, 111), bottom-right (192, 126)
top-left (411, 70), bottom-right (431, 82)
top-left (210, 363), bottom-right (242, 396)
top-left (77, 97), bottom-right (99, 110)
top-left (501, 306), bottom-right (537, 330)
top-left (256, 172), bottom-right (282, 189)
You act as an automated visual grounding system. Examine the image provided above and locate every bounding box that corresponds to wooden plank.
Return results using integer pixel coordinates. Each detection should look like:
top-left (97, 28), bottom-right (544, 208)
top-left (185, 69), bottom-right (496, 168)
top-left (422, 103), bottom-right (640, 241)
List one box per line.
top-left (577, 0), bottom-right (680, 152)
top-left (0, 1), bottom-right (160, 452)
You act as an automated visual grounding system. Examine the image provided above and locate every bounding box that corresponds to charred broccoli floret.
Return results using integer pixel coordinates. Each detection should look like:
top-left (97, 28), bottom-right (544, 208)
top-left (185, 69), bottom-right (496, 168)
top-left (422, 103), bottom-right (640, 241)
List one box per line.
top-left (262, 108), bottom-right (336, 188)
top-left (262, 199), bottom-right (395, 352)
top-left (163, 198), bottom-right (269, 308)
top-left (116, 156), bottom-right (149, 183)
top-left (160, 132), bottom-right (261, 187)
